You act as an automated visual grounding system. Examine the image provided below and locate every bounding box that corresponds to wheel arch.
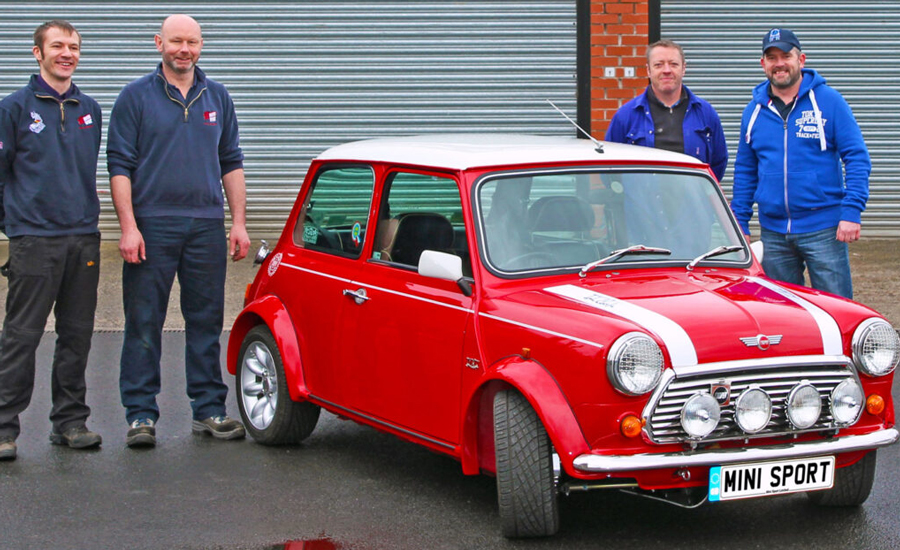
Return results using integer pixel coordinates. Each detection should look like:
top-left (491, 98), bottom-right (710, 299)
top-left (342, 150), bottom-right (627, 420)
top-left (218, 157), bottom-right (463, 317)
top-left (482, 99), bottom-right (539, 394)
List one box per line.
top-left (227, 295), bottom-right (309, 401)
top-left (459, 356), bottom-right (590, 477)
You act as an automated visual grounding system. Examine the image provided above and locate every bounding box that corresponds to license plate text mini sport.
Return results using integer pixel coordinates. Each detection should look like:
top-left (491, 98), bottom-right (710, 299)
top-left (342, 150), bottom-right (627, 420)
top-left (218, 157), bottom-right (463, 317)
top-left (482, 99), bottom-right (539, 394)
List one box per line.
top-left (708, 456), bottom-right (835, 502)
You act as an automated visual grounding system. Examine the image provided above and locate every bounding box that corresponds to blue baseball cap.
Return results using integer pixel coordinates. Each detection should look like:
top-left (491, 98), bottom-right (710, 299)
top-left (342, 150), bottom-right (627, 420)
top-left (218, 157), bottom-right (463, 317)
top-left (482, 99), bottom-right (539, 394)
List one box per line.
top-left (762, 28), bottom-right (801, 53)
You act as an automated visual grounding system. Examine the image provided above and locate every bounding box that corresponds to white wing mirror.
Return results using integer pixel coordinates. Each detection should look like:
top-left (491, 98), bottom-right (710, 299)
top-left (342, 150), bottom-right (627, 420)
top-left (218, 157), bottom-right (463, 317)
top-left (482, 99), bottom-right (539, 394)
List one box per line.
top-left (750, 240), bottom-right (764, 262)
top-left (418, 250), bottom-right (464, 282)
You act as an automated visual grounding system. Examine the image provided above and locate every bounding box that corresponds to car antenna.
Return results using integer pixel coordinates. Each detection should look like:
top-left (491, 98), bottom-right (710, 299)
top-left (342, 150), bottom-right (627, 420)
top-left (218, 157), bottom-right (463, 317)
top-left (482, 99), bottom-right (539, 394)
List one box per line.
top-left (547, 99), bottom-right (604, 153)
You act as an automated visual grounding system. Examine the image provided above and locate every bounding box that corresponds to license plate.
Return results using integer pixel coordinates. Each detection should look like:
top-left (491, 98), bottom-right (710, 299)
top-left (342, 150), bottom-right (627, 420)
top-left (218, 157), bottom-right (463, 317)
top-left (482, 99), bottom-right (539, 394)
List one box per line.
top-left (708, 456), bottom-right (835, 502)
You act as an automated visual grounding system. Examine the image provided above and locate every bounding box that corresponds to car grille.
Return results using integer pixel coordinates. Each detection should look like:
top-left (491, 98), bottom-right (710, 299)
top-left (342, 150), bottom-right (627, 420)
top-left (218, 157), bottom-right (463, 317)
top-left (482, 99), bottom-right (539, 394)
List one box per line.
top-left (644, 361), bottom-right (857, 444)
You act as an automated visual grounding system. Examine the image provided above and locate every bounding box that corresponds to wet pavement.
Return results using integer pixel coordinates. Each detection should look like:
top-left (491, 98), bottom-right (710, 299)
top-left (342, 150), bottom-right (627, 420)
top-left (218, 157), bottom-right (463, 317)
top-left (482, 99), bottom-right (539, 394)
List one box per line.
top-left (0, 332), bottom-right (898, 550)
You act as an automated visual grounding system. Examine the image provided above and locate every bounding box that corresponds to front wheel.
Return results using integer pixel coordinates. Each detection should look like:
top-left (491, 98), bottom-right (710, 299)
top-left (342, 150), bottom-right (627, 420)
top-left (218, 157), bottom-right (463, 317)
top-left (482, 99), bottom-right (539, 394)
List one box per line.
top-left (493, 390), bottom-right (559, 538)
top-left (237, 325), bottom-right (320, 445)
top-left (807, 451), bottom-right (877, 506)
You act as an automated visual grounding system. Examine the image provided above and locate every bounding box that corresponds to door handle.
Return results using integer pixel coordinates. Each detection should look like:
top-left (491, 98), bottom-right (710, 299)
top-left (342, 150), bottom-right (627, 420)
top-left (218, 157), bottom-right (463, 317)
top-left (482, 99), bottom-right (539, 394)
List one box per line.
top-left (342, 288), bottom-right (369, 305)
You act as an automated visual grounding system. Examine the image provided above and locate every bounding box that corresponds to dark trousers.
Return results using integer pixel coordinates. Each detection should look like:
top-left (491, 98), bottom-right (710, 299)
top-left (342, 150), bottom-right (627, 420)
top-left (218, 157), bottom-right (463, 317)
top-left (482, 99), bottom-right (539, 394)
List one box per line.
top-left (0, 234), bottom-right (100, 439)
top-left (119, 217), bottom-right (229, 424)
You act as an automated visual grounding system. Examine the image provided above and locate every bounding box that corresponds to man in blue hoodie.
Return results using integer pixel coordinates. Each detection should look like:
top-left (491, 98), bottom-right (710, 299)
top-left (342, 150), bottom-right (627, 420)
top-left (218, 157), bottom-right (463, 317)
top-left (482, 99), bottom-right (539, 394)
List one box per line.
top-left (732, 29), bottom-right (870, 299)
top-left (107, 14), bottom-right (250, 448)
top-left (0, 20), bottom-right (103, 461)
top-left (605, 40), bottom-right (728, 182)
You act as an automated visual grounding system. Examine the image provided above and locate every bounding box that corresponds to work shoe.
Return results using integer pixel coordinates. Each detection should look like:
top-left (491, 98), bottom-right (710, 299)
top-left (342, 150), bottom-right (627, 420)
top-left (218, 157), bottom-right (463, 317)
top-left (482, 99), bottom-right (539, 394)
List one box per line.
top-left (0, 437), bottom-right (16, 461)
top-left (49, 425), bottom-right (102, 449)
top-left (192, 415), bottom-right (245, 440)
top-left (126, 418), bottom-right (156, 448)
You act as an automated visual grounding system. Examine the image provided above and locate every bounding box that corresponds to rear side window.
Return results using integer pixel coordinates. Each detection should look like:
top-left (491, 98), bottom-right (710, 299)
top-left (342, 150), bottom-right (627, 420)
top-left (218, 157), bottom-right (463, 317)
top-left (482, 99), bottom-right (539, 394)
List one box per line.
top-left (292, 166), bottom-right (375, 258)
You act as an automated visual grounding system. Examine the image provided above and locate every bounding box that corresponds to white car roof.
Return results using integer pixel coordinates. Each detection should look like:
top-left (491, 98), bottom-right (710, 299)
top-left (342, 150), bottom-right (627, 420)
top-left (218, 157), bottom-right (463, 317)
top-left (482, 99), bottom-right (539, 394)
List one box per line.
top-left (315, 134), bottom-right (706, 171)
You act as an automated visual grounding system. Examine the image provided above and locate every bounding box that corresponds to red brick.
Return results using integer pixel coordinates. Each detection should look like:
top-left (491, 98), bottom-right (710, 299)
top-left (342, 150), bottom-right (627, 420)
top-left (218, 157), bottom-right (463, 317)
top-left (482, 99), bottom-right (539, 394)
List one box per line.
top-left (590, 56), bottom-right (619, 68)
top-left (622, 13), bottom-right (648, 24)
top-left (608, 88), bottom-right (641, 99)
top-left (606, 4), bottom-right (635, 14)
top-left (590, 34), bottom-right (619, 46)
top-left (622, 35), bottom-right (649, 47)
top-left (607, 24), bottom-right (635, 35)
top-left (591, 99), bottom-right (621, 110)
top-left (607, 46), bottom-right (635, 57)
top-left (623, 78), bottom-right (648, 88)
top-left (591, 14), bottom-right (619, 24)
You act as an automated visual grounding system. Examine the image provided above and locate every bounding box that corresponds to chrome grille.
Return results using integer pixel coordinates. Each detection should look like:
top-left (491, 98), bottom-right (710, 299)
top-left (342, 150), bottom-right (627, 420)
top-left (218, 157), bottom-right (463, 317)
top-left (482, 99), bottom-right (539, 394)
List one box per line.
top-left (645, 361), bottom-right (857, 444)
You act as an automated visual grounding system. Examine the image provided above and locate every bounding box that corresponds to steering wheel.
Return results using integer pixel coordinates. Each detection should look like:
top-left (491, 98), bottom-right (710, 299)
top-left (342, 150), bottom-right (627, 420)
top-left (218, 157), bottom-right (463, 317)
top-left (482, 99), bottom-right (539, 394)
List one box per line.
top-left (304, 214), bottom-right (342, 251)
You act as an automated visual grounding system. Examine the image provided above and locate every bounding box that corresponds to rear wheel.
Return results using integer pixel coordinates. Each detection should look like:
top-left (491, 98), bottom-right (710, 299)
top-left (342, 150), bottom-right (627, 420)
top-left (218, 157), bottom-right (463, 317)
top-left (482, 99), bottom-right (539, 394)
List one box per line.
top-left (237, 325), bottom-right (320, 445)
top-left (807, 451), bottom-right (877, 506)
top-left (493, 390), bottom-right (559, 538)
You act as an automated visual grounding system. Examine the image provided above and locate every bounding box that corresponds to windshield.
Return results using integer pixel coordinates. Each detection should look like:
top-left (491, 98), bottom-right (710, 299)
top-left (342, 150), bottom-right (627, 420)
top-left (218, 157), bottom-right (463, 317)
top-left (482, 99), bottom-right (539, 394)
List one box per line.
top-left (476, 169), bottom-right (748, 273)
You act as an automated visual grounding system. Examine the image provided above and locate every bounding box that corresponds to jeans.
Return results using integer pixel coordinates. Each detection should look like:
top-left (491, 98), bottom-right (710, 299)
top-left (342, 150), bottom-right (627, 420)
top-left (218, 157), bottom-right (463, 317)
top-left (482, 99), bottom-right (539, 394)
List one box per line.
top-left (119, 217), bottom-right (229, 424)
top-left (0, 234), bottom-right (100, 439)
top-left (760, 226), bottom-right (852, 299)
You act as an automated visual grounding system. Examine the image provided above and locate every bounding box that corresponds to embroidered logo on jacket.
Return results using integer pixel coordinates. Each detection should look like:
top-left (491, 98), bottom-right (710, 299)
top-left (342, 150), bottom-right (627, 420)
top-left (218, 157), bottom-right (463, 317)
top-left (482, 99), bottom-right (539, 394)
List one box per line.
top-left (795, 110), bottom-right (826, 140)
top-left (204, 111), bottom-right (217, 125)
top-left (29, 111), bottom-right (46, 134)
top-left (78, 114), bottom-right (94, 128)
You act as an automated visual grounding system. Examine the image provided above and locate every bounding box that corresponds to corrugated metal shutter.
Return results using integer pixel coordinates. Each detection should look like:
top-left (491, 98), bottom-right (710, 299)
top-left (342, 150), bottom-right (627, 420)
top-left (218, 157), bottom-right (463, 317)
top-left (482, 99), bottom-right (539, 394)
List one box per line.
top-left (0, 1), bottom-right (577, 238)
top-left (661, 1), bottom-right (900, 236)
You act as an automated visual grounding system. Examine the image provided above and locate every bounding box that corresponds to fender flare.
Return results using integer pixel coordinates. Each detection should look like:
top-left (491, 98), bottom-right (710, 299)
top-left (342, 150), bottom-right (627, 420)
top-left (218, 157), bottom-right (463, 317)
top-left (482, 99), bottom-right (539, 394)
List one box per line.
top-left (227, 295), bottom-right (309, 401)
top-left (459, 356), bottom-right (590, 476)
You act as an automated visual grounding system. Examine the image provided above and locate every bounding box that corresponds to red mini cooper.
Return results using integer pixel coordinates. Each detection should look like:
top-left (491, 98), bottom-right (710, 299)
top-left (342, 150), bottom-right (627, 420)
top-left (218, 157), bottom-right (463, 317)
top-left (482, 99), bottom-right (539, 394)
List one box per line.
top-left (227, 134), bottom-right (898, 537)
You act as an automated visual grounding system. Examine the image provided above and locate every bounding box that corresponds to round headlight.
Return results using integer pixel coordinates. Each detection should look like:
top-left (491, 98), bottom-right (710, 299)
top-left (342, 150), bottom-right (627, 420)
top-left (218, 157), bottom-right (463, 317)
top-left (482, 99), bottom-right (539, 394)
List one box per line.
top-left (607, 332), bottom-right (664, 396)
top-left (831, 378), bottom-right (864, 426)
top-left (681, 393), bottom-right (721, 439)
top-left (852, 319), bottom-right (900, 377)
top-left (734, 387), bottom-right (772, 434)
top-left (786, 382), bottom-right (822, 429)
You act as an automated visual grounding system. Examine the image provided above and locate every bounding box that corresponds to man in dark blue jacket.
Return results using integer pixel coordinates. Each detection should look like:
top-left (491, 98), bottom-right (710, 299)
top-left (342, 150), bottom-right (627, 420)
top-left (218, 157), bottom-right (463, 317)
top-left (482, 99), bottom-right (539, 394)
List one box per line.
top-left (107, 14), bottom-right (250, 448)
top-left (731, 29), bottom-right (870, 299)
top-left (605, 40), bottom-right (728, 181)
top-left (0, 20), bottom-right (102, 461)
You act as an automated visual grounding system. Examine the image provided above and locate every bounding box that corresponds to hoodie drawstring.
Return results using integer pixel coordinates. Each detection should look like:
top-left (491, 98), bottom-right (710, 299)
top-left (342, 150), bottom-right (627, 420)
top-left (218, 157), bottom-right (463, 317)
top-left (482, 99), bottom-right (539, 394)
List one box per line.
top-left (745, 103), bottom-right (762, 144)
top-left (808, 89), bottom-right (827, 151)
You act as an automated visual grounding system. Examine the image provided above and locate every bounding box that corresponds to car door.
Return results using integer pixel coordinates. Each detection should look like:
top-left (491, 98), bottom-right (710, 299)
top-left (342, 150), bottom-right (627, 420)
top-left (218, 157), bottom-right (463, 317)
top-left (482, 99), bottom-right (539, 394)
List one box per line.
top-left (276, 164), bottom-right (375, 403)
top-left (337, 170), bottom-right (473, 445)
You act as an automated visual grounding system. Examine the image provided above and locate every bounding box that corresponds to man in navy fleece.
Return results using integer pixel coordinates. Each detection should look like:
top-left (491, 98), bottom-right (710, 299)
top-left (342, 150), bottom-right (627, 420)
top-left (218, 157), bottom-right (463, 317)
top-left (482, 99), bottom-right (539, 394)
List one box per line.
top-left (107, 14), bottom-right (251, 448)
top-left (0, 20), bottom-right (103, 461)
top-left (731, 28), bottom-right (870, 299)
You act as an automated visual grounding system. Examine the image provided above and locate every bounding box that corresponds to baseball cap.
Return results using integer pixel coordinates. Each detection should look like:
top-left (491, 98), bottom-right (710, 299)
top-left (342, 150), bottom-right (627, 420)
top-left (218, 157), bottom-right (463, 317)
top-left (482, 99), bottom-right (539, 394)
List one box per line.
top-left (762, 28), bottom-right (801, 53)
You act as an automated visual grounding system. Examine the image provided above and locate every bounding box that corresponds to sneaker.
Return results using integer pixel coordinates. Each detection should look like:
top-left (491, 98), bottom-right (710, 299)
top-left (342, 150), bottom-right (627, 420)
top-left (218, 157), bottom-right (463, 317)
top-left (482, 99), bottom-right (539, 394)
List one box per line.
top-left (0, 437), bottom-right (16, 461)
top-left (192, 415), bottom-right (245, 440)
top-left (49, 425), bottom-right (102, 449)
top-left (126, 418), bottom-right (156, 448)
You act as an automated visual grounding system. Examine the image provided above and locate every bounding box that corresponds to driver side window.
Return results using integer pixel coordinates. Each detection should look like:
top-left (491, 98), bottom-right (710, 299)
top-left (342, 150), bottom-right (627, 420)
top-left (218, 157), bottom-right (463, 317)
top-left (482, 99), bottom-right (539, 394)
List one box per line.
top-left (292, 165), bottom-right (375, 258)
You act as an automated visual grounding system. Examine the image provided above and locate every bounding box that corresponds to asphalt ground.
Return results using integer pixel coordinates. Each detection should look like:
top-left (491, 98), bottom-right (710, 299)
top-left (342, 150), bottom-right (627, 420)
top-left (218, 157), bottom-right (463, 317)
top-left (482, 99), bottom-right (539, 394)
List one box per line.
top-left (0, 239), bottom-right (898, 549)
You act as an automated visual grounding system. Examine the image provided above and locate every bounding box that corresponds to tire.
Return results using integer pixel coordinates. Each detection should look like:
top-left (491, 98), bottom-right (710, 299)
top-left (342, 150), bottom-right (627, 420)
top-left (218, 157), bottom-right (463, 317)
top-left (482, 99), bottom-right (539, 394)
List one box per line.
top-left (493, 390), bottom-right (560, 538)
top-left (237, 325), bottom-right (320, 445)
top-left (807, 451), bottom-right (877, 506)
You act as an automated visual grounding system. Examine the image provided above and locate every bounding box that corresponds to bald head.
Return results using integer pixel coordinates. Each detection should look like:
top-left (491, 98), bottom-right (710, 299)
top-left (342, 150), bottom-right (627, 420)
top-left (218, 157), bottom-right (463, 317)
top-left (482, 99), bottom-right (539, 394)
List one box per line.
top-left (160, 14), bottom-right (201, 37)
top-left (156, 14), bottom-right (202, 78)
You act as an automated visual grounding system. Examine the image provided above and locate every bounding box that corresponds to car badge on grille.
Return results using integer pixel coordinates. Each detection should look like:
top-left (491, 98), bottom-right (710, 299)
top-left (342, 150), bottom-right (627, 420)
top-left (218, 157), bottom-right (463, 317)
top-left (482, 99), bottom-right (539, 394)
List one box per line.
top-left (739, 334), bottom-right (783, 350)
top-left (711, 382), bottom-right (731, 406)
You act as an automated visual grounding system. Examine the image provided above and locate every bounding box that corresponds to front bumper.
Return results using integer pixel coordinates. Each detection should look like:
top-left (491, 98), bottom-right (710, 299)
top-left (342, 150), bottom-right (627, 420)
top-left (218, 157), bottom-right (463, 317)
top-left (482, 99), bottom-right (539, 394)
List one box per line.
top-left (573, 428), bottom-right (899, 473)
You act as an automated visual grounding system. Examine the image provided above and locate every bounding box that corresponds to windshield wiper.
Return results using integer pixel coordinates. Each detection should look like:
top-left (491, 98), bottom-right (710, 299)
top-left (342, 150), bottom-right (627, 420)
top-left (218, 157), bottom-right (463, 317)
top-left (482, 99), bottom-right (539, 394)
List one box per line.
top-left (686, 245), bottom-right (744, 271)
top-left (579, 245), bottom-right (672, 278)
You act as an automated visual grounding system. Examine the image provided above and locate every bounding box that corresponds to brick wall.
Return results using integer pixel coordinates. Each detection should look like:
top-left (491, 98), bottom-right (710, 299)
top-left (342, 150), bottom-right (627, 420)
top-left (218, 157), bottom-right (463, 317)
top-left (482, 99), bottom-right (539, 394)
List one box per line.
top-left (590, 0), bottom-right (650, 136)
